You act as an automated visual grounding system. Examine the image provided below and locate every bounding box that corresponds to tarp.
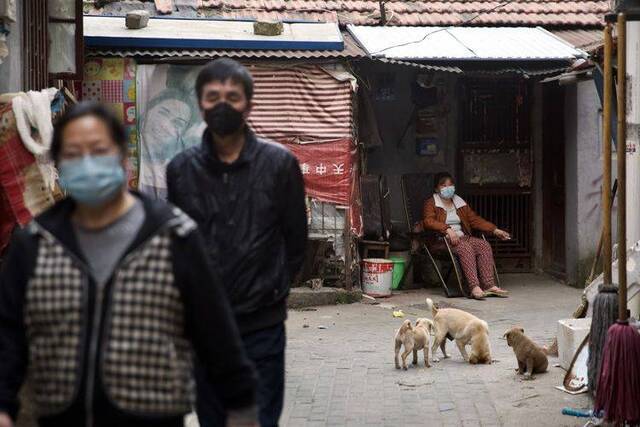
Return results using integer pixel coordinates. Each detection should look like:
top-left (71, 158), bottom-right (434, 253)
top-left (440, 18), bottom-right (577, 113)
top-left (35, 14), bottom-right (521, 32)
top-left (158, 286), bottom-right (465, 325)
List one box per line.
top-left (0, 103), bottom-right (56, 252)
top-left (135, 63), bottom-right (355, 204)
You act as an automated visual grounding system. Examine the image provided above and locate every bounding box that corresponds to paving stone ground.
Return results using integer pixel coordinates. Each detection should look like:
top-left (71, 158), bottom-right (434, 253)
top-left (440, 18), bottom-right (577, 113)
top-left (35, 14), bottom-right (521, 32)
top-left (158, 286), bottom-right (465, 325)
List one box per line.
top-left (282, 274), bottom-right (591, 427)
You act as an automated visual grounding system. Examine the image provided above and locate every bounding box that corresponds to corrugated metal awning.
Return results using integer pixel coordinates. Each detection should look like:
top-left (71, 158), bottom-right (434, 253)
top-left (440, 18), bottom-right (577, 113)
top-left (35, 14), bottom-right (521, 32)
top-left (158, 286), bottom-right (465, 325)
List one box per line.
top-left (84, 15), bottom-right (343, 50)
top-left (86, 31), bottom-right (365, 61)
top-left (552, 29), bottom-right (603, 52)
top-left (375, 58), bottom-right (462, 73)
top-left (347, 25), bottom-right (588, 61)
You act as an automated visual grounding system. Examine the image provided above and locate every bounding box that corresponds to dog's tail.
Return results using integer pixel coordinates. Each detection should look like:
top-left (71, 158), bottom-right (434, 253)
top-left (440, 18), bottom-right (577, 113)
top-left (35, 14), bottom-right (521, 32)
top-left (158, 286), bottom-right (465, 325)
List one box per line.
top-left (400, 319), bottom-right (413, 333)
top-left (426, 298), bottom-right (437, 318)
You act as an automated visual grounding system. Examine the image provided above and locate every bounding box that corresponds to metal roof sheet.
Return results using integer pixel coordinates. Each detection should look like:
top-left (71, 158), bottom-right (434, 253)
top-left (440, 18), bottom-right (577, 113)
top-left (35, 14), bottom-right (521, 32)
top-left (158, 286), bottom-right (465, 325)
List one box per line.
top-left (375, 58), bottom-right (462, 73)
top-left (84, 15), bottom-right (343, 50)
top-left (347, 25), bottom-right (588, 61)
top-left (552, 29), bottom-right (603, 52)
top-left (86, 31), bottom-right (365, 60)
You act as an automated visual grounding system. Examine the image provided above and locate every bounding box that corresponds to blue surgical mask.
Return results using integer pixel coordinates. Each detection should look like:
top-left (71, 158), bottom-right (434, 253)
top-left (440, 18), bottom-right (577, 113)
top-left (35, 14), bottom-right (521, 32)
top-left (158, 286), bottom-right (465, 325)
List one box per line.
top-left (439, 185), bottom-right (455, 200)
top-left (58, 154), bottom-right (125, 206)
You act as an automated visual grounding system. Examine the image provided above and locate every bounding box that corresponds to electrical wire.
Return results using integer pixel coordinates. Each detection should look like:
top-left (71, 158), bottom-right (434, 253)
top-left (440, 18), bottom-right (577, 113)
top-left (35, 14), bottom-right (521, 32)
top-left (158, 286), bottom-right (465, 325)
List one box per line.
top-left (370, 0), bottom-right (519, 55)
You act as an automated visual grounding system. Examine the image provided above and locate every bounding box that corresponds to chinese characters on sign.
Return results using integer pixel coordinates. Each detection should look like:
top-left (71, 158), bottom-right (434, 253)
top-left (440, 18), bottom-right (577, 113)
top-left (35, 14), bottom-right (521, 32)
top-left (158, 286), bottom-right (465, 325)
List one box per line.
top-left (285, 138), bottom-right (353, 206)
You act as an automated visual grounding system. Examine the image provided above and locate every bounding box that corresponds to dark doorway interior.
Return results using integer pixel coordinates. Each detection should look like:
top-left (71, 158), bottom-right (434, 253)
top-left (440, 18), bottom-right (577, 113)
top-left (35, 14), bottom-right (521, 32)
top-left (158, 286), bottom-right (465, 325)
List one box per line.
top-left (458, 78), bottom-right (534, 272)
top-left (542, 84), bottom-right (566, 278)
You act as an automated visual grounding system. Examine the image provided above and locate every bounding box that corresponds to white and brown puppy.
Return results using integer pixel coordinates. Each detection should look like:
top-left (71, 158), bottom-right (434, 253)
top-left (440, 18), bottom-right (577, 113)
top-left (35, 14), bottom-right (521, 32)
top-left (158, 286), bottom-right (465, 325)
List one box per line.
top-left (394, 318), bottom-right (435, 370)
top-left (426, 298), bottom-right (491, 365)
top-left (503, 326), bottom-right (548, 380)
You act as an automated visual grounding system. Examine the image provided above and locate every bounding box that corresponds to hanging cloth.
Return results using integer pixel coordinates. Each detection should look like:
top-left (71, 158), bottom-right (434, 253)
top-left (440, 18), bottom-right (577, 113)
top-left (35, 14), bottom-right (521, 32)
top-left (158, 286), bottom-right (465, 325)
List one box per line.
top-left (11, 88), bottom-right (59, 191)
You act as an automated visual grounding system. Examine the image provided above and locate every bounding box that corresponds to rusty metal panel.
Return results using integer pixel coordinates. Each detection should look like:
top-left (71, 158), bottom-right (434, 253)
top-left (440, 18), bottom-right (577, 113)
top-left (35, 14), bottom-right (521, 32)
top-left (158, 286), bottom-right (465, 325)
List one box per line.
top-left (23, 0), bottom-right (47, 90)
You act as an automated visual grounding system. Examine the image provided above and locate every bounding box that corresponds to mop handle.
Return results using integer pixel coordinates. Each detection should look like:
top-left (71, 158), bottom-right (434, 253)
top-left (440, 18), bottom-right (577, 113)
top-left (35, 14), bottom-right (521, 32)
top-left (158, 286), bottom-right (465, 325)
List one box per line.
top-left (616, 13), bottom-right (628, 320)
top-left (562, 408), bottom-right (592, 418)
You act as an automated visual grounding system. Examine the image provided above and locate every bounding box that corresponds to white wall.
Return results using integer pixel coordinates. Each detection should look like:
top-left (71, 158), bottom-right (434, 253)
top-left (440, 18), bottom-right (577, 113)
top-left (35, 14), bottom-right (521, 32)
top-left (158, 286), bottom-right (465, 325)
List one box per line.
top-left (564, 79), bottom-right (603, 286)
top-left (532, 85), bottom-right (544, 272)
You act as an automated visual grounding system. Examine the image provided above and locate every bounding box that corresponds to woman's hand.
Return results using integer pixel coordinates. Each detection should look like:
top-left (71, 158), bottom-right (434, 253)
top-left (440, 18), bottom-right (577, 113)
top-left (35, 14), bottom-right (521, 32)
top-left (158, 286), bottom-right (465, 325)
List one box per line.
top-left (494, 229), bottom-right (511, 240)
top-left (446, 228), bottom-right (460, 245)
top-left (0, 413), bottom-right (13, 427)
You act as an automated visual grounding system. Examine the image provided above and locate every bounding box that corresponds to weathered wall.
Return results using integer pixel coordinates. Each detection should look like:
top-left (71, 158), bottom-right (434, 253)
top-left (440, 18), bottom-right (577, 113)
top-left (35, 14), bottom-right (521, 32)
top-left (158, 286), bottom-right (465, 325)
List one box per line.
top-left (362, 62), bottom-right (459, 231)
top-left (0, 0), bottom-right (23, 94)
top-left (532, 84), bottom-right (545, 273)
top-left (564, 79), bottom-right (603, 286)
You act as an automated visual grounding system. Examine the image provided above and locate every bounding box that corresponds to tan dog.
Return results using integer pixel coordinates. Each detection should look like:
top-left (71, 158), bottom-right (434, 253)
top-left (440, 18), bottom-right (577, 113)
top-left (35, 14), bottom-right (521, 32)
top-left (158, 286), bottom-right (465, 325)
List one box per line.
top-left (503, 327), bottom-right (548, 380)
top-left (394, 318), bottom-right (435, 370)
top-left (426, 298), bottom-right (491, 364)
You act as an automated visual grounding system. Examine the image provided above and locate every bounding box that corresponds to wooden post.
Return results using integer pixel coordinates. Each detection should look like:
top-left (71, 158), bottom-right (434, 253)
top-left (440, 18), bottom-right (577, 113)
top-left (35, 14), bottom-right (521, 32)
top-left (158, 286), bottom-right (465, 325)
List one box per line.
top-left (603, 23), bottom-right (613, 285)
top-left (617, 13), bottom-right (628, 320)
top-left (344, 208), bottom-right (353, 291)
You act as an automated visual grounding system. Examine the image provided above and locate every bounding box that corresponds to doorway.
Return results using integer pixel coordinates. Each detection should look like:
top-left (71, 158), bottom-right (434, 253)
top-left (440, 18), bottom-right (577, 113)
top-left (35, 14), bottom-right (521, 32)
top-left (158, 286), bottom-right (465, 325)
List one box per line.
top-left (542, 84), bottom-right (566, 278)
top-left (458, 78), bottom-right (533, 272)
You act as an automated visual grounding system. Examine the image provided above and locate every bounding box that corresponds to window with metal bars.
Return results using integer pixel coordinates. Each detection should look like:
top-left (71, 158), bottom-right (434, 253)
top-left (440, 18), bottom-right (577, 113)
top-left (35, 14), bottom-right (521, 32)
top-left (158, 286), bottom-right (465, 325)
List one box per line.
top-left (23, 0), bottom-right (83, 90)
top-left (308, 199), bottom-right (347, 257)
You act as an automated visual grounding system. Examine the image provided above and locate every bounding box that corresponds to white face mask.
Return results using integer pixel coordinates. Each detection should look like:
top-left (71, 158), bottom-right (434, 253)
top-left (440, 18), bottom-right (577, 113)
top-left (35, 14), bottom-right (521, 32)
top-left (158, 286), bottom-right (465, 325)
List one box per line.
top-left (439, 185), bottom-right (455, 200)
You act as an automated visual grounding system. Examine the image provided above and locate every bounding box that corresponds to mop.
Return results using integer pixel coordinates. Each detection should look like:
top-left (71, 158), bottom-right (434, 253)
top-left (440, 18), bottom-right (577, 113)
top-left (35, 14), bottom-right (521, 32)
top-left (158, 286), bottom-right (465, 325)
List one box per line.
top-left (594, 14), bottom-right (640, 424)
top-left (587, 23), bottom-right (618, 397)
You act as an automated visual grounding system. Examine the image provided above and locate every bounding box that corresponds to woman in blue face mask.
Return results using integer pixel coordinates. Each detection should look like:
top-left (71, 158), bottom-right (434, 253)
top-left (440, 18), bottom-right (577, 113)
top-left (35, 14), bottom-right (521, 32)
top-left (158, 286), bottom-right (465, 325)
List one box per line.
top-left (0, 102), bottom-right (258, 427)
top-left (423, 172), bottom-right (511, 300)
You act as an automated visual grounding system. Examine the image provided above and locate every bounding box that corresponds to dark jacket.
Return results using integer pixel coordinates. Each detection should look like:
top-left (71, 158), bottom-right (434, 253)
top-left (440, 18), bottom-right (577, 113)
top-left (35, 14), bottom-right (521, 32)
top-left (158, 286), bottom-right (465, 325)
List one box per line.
top-left (0, 193), bottom-right (256, 427)
top-left (166, 128), bottom-right (307, 335)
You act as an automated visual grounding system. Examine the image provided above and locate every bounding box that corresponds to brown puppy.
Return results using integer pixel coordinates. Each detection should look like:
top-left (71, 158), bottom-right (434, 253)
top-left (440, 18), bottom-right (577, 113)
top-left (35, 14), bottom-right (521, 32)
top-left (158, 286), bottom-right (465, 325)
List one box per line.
top-left (503, 327), bottom-right (548, 380)
top-left (394, 319), bottom-right (434, 370)
top-left (426, 298), bottom-right (491, 365)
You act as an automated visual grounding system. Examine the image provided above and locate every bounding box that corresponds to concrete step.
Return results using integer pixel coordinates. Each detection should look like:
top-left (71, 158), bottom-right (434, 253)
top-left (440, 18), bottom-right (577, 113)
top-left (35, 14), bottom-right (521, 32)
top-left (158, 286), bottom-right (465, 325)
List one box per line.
top-left (287, 287), bottom-right (362, 309)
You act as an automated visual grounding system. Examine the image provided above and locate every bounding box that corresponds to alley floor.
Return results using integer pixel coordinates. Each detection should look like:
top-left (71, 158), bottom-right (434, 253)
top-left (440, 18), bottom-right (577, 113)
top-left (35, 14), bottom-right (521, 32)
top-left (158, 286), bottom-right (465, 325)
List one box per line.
top-left (281, 274), bottom-right (591, 427)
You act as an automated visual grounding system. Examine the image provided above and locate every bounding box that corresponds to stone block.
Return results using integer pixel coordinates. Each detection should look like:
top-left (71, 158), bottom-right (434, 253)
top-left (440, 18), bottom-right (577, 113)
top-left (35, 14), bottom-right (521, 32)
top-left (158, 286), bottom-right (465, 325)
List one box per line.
top-left (253, 20), bottom-right (284, 36)
top-left (126, 10), bottom-right (150, 29)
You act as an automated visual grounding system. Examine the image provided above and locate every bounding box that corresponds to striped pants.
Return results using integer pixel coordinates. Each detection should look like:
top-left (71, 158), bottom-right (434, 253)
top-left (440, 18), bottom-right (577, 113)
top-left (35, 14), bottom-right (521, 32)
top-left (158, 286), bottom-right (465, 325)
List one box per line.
top-left (451, 236), bottom-right (495, 290)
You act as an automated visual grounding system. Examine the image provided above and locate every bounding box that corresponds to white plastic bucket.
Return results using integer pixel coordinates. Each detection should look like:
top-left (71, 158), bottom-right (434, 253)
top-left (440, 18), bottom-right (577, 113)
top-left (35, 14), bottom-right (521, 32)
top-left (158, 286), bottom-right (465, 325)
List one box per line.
top-left (362, 258), bottom-right (394, 297)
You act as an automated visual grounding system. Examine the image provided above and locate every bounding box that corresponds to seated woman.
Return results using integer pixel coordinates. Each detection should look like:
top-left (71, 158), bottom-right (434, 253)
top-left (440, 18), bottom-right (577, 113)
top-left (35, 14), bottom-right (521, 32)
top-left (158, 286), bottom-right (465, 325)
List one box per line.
top-left (423, 172), bottom-right (510, 300)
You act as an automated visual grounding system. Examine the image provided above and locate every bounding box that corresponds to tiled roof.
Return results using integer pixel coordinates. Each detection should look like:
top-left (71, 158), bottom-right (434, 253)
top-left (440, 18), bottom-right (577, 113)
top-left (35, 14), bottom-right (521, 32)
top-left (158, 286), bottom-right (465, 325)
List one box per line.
top-left (197, 0), bottom-right (610, 27)
top-left (89, 1), bottom-right (611, 29)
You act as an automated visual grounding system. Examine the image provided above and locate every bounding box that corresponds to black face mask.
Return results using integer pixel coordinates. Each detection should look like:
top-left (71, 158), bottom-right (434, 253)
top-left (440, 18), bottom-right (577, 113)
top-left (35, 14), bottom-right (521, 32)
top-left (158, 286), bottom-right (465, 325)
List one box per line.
top-left (204, 102), bottom-right (245, 137)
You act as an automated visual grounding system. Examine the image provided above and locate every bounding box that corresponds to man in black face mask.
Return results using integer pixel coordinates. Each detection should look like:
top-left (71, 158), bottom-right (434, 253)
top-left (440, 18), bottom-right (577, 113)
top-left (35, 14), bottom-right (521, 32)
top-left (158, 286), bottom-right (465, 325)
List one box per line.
top-left (166, 59), bottom-right (308, 427)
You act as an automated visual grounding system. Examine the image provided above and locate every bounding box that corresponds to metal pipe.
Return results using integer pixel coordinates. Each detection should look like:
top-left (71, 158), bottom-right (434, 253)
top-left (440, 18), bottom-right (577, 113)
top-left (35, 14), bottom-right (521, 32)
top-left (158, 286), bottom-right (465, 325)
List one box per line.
top-left (617, 13), bottom-right (628, 320)
top-left (603, 23), bottom-right (613, 285)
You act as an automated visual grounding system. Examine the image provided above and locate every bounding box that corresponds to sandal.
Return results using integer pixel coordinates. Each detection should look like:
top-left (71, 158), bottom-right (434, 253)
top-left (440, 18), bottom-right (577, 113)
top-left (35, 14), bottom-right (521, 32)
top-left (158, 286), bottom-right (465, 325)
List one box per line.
top-left (469, 287), bottom-right (486, 300)
top-left (483, 288), bottom-right (509, 298)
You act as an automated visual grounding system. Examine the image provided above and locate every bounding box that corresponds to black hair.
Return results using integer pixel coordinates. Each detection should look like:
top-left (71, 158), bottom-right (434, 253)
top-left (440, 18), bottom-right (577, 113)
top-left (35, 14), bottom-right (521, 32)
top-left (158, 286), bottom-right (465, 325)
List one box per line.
top-left (195, 58), bottom-right (254, 103)
top-left (51, 101), bottom-right (127, 163)
top-left (433, 172), bottom-right (455, 190)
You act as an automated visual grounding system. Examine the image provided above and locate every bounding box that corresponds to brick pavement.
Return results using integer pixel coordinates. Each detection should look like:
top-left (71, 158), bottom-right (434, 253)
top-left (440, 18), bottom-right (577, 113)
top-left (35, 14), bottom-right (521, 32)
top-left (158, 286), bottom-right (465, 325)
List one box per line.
top-left (281, 274), bottom-right (591, 427)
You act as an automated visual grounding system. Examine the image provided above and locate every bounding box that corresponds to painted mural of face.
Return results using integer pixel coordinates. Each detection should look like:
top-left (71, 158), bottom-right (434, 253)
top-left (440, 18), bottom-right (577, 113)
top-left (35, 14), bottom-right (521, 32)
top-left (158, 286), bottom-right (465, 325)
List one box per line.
top-left (141, 97), bottom-right (193, 161)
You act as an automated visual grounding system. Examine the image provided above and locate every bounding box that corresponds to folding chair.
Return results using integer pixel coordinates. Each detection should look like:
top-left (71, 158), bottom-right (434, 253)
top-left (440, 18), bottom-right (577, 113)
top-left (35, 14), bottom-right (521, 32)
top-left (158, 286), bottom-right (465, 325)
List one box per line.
top-left (400, 173), bottom-right (500, 298)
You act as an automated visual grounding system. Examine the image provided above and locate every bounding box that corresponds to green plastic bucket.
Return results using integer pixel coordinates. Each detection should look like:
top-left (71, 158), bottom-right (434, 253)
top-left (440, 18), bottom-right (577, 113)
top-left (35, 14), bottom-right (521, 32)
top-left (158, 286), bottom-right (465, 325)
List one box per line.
top-left (390, 256), bottom-right (406, 290)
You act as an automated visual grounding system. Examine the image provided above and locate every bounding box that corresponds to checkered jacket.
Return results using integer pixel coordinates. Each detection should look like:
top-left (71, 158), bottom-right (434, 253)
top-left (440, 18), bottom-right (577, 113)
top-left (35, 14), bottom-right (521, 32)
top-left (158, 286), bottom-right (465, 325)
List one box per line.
top-left (0, 196), bottom-right (256, 424)
top-left (24, 210), bottom-right (197, 417)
